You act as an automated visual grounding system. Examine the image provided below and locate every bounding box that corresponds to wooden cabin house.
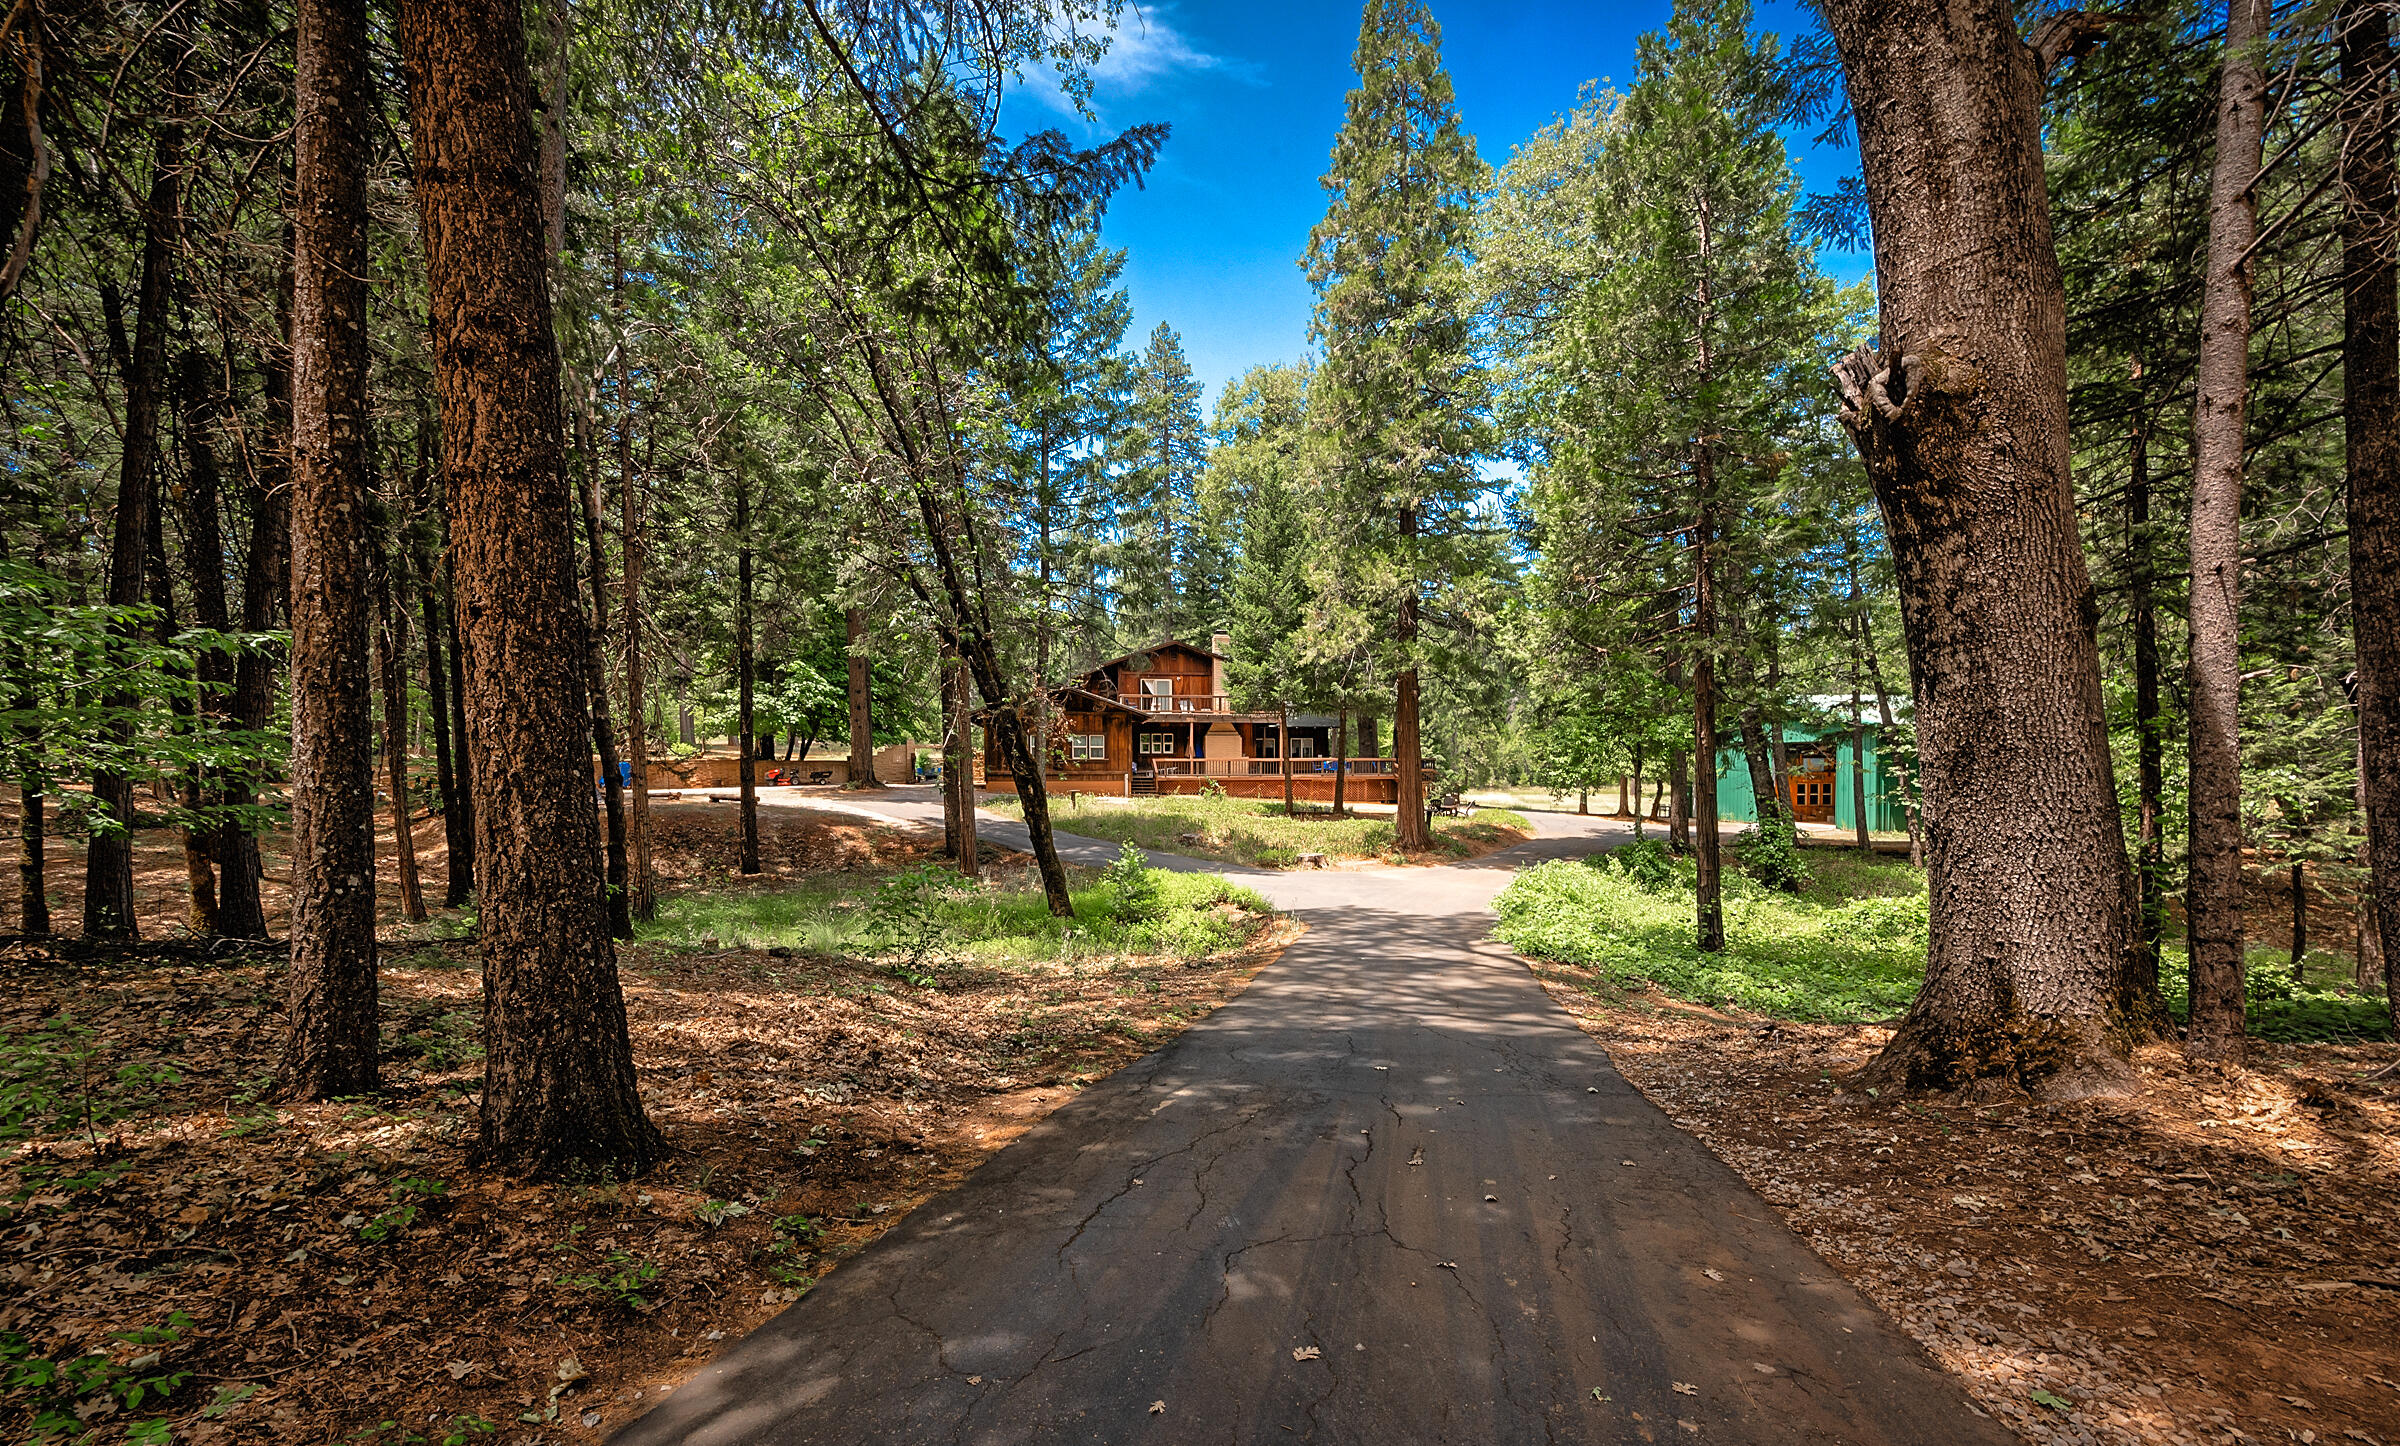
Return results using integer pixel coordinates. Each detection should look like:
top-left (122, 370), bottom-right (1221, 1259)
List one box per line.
top-left (984, 634), bottom-right (1423, 803)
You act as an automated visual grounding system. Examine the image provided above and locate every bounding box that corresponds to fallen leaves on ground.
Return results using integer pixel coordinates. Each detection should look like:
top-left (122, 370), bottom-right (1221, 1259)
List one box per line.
top-left (0, 805), bottom-right (1294, 1444)
top-left (1528, 962), bottom-right (2400, 1446)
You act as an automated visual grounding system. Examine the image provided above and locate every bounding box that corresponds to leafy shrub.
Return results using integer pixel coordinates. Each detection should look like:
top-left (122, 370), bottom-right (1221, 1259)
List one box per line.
top-left (1607, 838), bottom-right (1680, 891)
top-left (868, 864), bottom-right (964, 972)
top-left (1732, 817), bottom-right (1810, 893)
top-left (1103, 842), bottom-right (1164, 925)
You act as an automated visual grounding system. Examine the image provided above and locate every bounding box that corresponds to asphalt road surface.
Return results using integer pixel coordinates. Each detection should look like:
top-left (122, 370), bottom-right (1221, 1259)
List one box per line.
top-left (614, 796), bottom-right (2010, 1445)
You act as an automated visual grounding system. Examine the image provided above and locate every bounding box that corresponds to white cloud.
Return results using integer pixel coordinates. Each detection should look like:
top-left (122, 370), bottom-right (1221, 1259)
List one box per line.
top-left (1022, 7), bottom-right (1262, 119)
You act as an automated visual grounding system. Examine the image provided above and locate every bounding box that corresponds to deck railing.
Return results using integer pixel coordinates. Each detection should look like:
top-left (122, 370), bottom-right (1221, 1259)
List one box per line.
top-left (1118, 691), bottom-right (1241, 713)
top-left (1145, 758), bottom-right (1417, 777)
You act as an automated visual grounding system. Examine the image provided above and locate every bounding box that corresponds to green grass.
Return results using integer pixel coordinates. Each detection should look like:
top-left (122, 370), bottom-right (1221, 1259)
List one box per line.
top-left (1495, 852), bottom-right (1930, 1021)
top-left (1495, 849), bottom-right (2393, 1042)
top-left (984, 792), bottom-right (1533, 868)
top-left (634, 864), bottom-right (1275, 970)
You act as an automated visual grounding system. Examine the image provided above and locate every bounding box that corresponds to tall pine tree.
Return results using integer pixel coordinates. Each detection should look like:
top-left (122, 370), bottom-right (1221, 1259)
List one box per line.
top-left (1304, 0), bottom-right (1491, 848)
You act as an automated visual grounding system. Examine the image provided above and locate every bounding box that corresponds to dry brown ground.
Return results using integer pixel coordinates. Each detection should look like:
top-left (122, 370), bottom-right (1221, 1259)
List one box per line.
top-left (0, 805), bottom-right (1294, 1445)
top-left (1523, 961), bottom-right (2400, 1446)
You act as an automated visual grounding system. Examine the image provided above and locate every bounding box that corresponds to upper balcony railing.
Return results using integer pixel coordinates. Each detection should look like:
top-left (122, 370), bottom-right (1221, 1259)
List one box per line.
top-left (1118, 691), bottom-right (1248, 714)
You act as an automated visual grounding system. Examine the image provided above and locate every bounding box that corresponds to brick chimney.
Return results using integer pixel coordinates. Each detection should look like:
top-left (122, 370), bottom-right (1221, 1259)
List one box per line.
top-left (1210, 631), bottom-right (1232, 704)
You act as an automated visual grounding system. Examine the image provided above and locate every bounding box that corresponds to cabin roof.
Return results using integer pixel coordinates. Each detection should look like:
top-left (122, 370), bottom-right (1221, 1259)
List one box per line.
top-left (1074, 638), bottom-right (1225, 680)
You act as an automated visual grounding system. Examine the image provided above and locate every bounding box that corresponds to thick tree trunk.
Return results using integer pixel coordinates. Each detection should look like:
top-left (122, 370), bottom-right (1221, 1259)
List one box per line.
top-left (2183, 0), bottom-right (2270, 1064)
top-left (84, 127), bottom-right (181, 942)
top-left (374, 544), bottom-right (428, 923)
top-left (1820, 0), bottom-right (2139, 1097)
top-left (2343, 0), bottom-right (2400, 1021)
top-left (735, 484), bottom-right (759, 876)
top-left (400, 0), bottom-right (663, 1176)
top-left (576, 434), bottom-right (632, 939)
top-left (614, 285), bottom-right (654, 921)
top-left (846, 607), bottom-right (880, 789)
top-left (280, 0), bottom-right (378, 1096)
top-left (1393, 506), bottom-right (1429, 847)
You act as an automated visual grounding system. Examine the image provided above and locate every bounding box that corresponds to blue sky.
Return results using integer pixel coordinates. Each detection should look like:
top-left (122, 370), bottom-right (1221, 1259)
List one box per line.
top-left (998, 0), bottom-right (1869, 413)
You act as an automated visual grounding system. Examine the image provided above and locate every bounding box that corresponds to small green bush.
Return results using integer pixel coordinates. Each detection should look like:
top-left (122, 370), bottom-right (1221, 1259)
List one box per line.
top-left (1732, 817), bottom-right (1810, 893)
top-left (1103, 842), bottom-right (1165, 925)
top-left (1607, 837), bottom-right (1681, 891)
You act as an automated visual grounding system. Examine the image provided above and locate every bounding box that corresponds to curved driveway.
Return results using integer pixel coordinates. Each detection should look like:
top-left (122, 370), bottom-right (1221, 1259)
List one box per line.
top-left (615, 794), bottom-right (2009, 1445)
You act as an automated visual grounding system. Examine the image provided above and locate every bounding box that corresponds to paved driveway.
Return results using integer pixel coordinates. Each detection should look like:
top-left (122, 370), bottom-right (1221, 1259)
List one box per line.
top-left (613, 797), bottom-right (2007, 1445)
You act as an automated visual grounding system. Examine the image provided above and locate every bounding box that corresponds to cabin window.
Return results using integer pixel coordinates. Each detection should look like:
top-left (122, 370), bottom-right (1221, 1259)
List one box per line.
top-left (1141, 677), bottom-right (1174, 704)
top-left (1139, 732), bottom-right (1176, 756)
top-left (1069, 734), bottom-right (1105, 762)
top-left (1292, 738), bottom-right (1317, 758)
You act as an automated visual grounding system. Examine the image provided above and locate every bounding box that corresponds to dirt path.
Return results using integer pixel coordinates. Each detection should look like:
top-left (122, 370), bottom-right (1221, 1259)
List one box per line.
top-left (615, 812), bottom-right (2009, 1445)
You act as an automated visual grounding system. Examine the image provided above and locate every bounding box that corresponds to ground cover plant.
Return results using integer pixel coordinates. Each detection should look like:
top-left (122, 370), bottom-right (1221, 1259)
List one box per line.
top-left (0, 807), bottom-right (1293, 1444)
top-left (982, 792), bottom-right (1531, 869)
top-left (1498, 847), bottom-right (2393, 1043)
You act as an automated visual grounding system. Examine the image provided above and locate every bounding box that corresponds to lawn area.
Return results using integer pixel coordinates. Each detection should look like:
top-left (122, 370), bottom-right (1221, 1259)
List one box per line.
top-left (983, 791), bottom-right (1533, 868)
top-left (637, 853), bottom-right (1276, 975)
top-left (1495, 842), bottom-right (2393, 1040)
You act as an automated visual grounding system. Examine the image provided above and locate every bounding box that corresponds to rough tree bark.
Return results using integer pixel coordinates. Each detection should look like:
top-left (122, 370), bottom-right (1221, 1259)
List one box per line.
top-left (1819, 0), bottom-right (2140, 1096)
top-left (84, 126), bottom-right (181, 942)
top-left (2343, 0), bottom-right (2400, 1012)
top-left (2184, 0), bottom-right (2270, 1064)
top-left (280, 0), bottom-right (378, 1096)
top-left (399, 0), bottom-right (663, 1176)
top-left (846, 607), bottom-right (881, 789)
